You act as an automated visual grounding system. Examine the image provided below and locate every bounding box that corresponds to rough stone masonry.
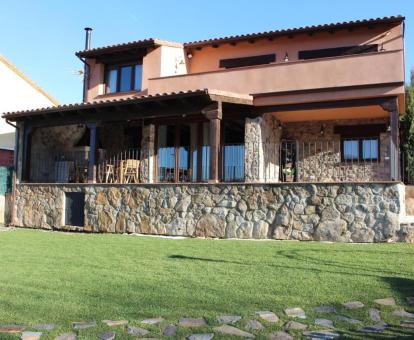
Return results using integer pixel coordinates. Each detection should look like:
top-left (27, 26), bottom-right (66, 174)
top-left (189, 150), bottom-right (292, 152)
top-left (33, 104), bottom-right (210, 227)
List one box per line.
top-left (14, 182), bottom-right (413, 242)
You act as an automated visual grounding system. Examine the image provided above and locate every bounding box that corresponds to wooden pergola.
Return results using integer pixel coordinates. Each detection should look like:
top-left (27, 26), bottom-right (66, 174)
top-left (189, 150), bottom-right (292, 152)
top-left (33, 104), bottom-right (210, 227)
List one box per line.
top-left (4, 89), bottom-right (254, 184)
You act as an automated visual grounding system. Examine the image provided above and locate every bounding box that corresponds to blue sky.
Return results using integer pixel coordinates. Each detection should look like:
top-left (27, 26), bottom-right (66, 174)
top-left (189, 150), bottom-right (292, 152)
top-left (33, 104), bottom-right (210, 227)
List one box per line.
top-left (1, 0), bottom-right (413, 104)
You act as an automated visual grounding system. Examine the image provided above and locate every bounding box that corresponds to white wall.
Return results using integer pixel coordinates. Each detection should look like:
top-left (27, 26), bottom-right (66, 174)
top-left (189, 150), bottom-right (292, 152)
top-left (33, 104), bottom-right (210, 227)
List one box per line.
top-left (0, 57), bottom-right (57, 135)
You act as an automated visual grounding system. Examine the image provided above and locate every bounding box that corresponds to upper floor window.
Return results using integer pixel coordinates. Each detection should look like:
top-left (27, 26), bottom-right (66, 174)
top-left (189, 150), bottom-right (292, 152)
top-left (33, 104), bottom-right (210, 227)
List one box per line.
top-left (105, 63), bottom-right (142, 94)
top-left (219, 54), bottom-right (276, 69)
top-left (298, 44), bottom-right (378, 61)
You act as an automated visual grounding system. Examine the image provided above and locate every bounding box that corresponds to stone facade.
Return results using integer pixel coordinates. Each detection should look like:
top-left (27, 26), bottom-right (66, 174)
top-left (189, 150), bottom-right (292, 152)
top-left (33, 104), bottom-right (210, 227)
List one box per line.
top-left (14, 182), bottom-right (413, 243)
top-left (283, 118), bottom-right (391, 182)
top-left (140, 124), bottom-right (155, 183)
top-left (245, 113), bottom-right (281, 183)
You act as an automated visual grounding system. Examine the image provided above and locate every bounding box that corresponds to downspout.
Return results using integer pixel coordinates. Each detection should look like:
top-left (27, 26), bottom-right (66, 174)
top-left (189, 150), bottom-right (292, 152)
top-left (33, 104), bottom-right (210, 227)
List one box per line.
top-left (6, 119), bottom-right (17, 227)
top-left (78, 27), bottom-right (93, 103)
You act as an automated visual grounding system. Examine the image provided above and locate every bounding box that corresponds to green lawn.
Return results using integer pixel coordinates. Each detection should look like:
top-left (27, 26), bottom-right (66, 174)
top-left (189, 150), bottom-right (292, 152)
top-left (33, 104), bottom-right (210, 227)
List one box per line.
top-left (0, 229), bottom-right (413, 339)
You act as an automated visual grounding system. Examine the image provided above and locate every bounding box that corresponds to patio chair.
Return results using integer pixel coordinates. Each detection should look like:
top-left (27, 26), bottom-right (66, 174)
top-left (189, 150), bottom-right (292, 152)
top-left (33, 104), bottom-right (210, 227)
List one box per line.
top-left (123, 159), bottom-right (139, 183)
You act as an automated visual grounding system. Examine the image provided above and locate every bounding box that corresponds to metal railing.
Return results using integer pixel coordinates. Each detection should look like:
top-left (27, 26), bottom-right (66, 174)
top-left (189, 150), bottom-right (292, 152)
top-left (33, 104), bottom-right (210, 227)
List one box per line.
top-left (283, 139), bottom-right (383, 182)
top-left (97, 148), bottom-right (141, 184)
top-left (30, 150), bottom-right (89, 183)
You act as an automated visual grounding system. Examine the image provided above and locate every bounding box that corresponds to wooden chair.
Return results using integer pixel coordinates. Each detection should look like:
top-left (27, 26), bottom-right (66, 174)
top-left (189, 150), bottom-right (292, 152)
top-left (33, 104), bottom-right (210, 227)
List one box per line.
top-left (123, 159), bottom-right (140, 183)
top-left (105, 164), bottom-right (115, 183)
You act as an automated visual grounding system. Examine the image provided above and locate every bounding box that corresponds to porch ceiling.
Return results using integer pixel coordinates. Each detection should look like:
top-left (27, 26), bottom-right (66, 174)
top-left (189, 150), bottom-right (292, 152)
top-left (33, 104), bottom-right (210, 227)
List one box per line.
top-left (274, 105), bottom-right (387, 122)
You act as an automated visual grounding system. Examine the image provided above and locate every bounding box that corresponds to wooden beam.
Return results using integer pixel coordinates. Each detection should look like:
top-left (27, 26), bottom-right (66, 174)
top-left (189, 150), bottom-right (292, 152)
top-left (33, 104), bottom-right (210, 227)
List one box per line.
top-left (255, 97), bottom-right (396, 114)
top-left (87, 122), bottom-right (97, 183)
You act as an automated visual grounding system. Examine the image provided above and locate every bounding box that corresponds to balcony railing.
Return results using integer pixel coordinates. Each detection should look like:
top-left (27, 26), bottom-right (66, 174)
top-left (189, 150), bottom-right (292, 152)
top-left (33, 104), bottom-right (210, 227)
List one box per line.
top-left (97, 148), bottom-right (141, 184)
top-left (30, 150), bottom-right (89, 183)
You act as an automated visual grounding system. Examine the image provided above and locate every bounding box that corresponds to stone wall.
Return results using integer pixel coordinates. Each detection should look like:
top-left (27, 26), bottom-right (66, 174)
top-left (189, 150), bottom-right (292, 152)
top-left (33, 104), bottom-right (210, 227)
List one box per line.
top-left (14, 182), bottom-right (412, 243)
top-left (283, 118), bottom-right (391, 182)
top-left (245, 113), bottom-right (281, 182)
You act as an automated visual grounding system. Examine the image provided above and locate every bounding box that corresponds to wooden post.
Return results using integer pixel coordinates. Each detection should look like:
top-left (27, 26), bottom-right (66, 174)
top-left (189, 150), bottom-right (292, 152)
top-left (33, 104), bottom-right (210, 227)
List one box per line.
top-left (381, 97), bottom-right (399, 181)
top-left (202, 102), bottom-right (222, 183)
top-left (87, 122), bottom-right (97, 183)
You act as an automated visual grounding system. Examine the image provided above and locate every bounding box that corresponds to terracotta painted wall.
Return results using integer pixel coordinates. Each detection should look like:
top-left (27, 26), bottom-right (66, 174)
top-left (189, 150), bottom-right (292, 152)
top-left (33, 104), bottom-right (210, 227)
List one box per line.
top-left (186, 23), bottom-right (403, 73)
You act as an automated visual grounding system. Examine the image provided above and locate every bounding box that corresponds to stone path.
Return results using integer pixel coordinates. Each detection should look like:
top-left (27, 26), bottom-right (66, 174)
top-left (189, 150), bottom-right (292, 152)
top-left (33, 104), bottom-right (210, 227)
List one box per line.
top-left (255, 311), bottom-right (279, 323)
top-left (0, 295), bottom-right (412, 339)
top-left (284, 307), bottom-right (306, 319)
top-left (213, 324), bottom-right (254, 338)
top-left (179, 317), bottom-right (207, 327)
top-left (217, 315), bottom-right (241, 324)
top-left (162, 324), bottom-right (178, 337)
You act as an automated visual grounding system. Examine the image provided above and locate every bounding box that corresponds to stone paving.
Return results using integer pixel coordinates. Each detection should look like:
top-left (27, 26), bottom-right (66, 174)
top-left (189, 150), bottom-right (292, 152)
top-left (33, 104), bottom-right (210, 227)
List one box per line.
top-left (0, 297), bottom-right (413, 339)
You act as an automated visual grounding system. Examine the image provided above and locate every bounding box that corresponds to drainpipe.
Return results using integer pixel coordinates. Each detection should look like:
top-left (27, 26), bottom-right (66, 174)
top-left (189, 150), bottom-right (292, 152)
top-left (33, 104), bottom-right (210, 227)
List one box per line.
top-left (78, 27), bottom-right (93, 103)
top-left (5, 119), bottom-right (17, 227)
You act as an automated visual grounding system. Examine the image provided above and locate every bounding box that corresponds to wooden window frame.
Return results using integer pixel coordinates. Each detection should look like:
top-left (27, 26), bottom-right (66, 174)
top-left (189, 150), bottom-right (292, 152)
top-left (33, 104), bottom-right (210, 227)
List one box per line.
top-left (105, 61), bottom-right (143, 94)
top-left (340, 137), bottom-right (380, 162)
top-left (154, 120), bottom-right (209, 183)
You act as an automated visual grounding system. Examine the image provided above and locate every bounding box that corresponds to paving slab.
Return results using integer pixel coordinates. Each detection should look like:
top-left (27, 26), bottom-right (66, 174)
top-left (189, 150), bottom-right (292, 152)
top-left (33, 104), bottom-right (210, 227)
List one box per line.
top-left (303, 330), bottom-right (340, 339)
top-left (21, 332), bottom-right (42, 340)
top-left (179, 318), bottom-right (207, 327)
top-left (284, 307), bottom-right (306, 319)
top-left (162, 324), bottom-right (177, 337)
top-left (102, 320), bottom-right (128, 327)
top-left (0, 325), bottom-right (25, 333)
top-left (268, 331), bottom-right (293, 340)
top-left (255, 311), bottom-right (278, 323)
top-left (374, 297), bottom-right (396, 306)
top-left (141, 317), bottom-right (164, 325)
top-left (99, 331), bottom-right (116, 340)
top-left (368, 308), bottom-right (381, 322)
top-left (314, 306), bottom-right (336, 314)
top-left (126, 326), bottom-right (149, 336)
top-left (33, 324), bottom-right (55, 331)
top-left (392, 309), bottom-right (414, 318)
top-left (55, 333), bottom-right (77, 340)
top-left (284, 320), bottom-right (307, 330)
top-left (72, 321), bottom-right (96, 329)
top-left (315, 318), bottom-right (334, 328)
top-left (187, 334), bottom-right (214, 340)
top-left (245, 319), bottom-right (264, 330)
top-left (217, 315), bottom-right (242, 324)
top-left (342, 301), bottom-right (364, 309)
top-left (213, 325), bottom-right (254, 338)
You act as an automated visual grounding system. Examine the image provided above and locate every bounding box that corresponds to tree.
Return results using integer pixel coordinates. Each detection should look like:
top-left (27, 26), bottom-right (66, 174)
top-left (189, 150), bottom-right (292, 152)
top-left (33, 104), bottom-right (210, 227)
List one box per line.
top-left (400, 69), bottom-right (414, 182)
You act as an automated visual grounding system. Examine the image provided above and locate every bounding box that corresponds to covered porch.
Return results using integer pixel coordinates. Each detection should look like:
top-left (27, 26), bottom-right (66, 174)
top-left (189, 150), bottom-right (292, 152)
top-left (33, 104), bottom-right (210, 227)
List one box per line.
top-left (7, 91), bottom-right (401, 185)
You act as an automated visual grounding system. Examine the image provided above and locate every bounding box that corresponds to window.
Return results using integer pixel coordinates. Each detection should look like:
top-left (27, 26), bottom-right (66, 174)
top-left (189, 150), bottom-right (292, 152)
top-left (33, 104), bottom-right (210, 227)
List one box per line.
top-left (105, 62), bottom-right (142, 93)
top-left (341, 138), bottom-right (379, 162)
top-left (219, 54), bottom-right (276, 69)
top-left (298, 44), bottom-right (378, 60)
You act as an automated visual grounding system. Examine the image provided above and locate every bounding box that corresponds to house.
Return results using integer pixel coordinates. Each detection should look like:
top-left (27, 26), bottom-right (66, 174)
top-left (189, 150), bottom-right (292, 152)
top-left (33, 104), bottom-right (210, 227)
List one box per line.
top-left (0, 55), bottom-right (58, 166)
top-left (4, 15), bottom-right (413, 242)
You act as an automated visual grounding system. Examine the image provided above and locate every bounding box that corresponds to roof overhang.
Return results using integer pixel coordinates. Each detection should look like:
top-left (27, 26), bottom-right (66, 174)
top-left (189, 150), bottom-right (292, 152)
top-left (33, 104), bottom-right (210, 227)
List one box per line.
top-left (3, 90), bottom-right (253, 126)
top-left (184, 15), bottom-right (404, 50)
top-left (76, 39), bottom-right (182, 63)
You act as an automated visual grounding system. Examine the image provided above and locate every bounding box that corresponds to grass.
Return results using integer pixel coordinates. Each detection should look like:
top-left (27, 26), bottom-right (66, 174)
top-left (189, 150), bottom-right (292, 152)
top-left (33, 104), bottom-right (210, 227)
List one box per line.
top-left (0, 229), bottom-right (413, 339)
